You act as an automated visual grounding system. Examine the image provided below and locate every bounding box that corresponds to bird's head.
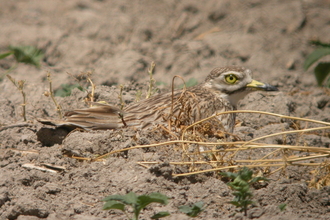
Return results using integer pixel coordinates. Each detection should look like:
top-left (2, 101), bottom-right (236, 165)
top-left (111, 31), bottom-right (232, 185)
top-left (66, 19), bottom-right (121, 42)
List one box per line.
top-left (204, 66), bottom-right (278, 107)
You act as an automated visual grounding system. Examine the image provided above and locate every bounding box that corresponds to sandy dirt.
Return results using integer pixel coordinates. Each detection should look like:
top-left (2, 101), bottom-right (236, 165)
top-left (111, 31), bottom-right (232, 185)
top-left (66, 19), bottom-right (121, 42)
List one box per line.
top-left (0, 0), bottom-right (330, 219)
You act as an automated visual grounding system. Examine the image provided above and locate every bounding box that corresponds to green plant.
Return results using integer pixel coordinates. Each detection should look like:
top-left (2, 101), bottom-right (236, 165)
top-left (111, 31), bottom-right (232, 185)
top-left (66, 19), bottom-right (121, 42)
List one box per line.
top-left (178, 201), bottom-right (205, 217)
top-left (0, 45), bottom-right (43, 68)
top-left (220, 167), bottom-right (269, 216)
top-left (103, 192), bottom-right (170, 220)
top-left (278, 203), bottom-right (287, 211)
top-left (304, 40), bottom-right (330, 87)
top-left (54, 83), bottom-right (83, 97)
top-left (0, 45), bottom-right (44, 81)
top-left (178, 78), bottom-right (198, 89)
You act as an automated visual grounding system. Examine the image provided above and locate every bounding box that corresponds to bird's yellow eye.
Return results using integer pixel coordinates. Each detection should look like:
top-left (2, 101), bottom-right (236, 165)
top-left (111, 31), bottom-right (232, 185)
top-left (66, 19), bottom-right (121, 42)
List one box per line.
top-left (225, 74), bottom-right (238, 84)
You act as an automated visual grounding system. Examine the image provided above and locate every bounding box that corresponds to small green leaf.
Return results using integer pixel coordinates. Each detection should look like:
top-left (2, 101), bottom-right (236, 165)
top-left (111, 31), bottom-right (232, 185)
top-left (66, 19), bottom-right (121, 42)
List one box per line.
top-left (148, 192), bottom-right (170, 204)
top-left (314, 62), bottom-right (330, 86)
top-left (155, 81), bottom-right (167, 86)
top-left (185, 78), bottom-right (198, 87)
top-left (134, 193), bottom-right (169, 220)
top-left (232, 191), bottom-right (252, 198)
top-left (123, 191), bottom-right (138, 204)
top-left (9, 45), bottom-right (43, 68)
top-left (220, 171), bottom-right (238, 180)
top-left (151, 211), bottom-right (171, 219)
top-left (54, 84), bottom-right (83, 97)
top-left (178, 78), bottom-right (198, 89)
top-left (102, 192), bottom-right (138, 205)
top-left (304, 47), bottom-right (330, 70)
top-left (178, 201), bottom-right (204, 217)
top-left (137, 192), bottom-right (169, 210)
top-left (241, 200), bottom-right (253, 206)
top-left (229, 201), bottom-right (241, 207)
top-left (103, 194), bottom-right (124, 202)
top-left (278, 203), bottom-right (287, 211)
top-left (238, 167), bottom-right (253, 181)
top-left (228, 183), bottom-right (242, 191)
top-left (103, 200), bottom-right (125, 211)
top-left (0, 51), bottom-right (14, 59)
top-left (310, 40), bottom-right (330, 48)
top-left (193, 201), bottom-right (204, 209)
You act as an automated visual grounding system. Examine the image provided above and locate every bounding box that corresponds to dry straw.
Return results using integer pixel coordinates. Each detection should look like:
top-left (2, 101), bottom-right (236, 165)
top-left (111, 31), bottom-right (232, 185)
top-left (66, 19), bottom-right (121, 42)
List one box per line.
top-left (94, 110), bottom-right (330, 188)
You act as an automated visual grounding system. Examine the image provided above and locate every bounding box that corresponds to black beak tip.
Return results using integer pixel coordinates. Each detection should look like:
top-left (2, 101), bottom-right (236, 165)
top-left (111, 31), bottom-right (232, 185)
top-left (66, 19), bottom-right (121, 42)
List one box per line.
top-left (264, 84), bottom-right (279, 91)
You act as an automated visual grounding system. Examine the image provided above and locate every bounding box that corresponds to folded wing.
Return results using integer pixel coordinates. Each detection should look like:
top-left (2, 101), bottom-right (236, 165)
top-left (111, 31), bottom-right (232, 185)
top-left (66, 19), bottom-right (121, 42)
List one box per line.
top-left (38, 103), bottom-right (123, 130)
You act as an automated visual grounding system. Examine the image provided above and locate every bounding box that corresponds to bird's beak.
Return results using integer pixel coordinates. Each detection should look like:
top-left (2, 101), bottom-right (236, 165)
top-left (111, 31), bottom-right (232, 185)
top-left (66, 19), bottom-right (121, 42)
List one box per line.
top-left (246, 79), bottom-right (278, 91)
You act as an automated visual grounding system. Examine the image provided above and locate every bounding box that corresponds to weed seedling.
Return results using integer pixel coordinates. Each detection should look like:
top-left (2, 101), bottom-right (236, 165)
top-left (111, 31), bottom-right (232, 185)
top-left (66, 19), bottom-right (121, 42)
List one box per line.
top-left (178, 77), bottom-right (198, 89)
top-left (103, 191), bottom-right (170, 220)
top-left (0, 45), bottom-right (43, 80)
top-left (54, 83), bottom-right (83, 97)
top-left (0, 45), bottom-right (43, 68)
top-left (304, 40), bottom-right (330, 87)
top-left (178, 201), bottom-right (205, 217)
top-left (278, 203), bottom-right (287, 211)
top-left (220, 167), bottom-right (269, 216)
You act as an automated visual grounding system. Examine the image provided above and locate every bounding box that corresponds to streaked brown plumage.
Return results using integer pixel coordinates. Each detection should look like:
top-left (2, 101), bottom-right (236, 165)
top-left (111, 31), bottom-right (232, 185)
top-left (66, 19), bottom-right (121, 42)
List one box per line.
top-left (39, 66), bottom-right (278, 132)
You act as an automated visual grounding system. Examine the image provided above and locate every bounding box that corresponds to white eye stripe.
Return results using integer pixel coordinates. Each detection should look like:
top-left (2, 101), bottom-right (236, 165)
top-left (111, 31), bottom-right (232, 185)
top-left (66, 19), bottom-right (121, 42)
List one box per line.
top-left (223, 71), bottom-right (243, 78)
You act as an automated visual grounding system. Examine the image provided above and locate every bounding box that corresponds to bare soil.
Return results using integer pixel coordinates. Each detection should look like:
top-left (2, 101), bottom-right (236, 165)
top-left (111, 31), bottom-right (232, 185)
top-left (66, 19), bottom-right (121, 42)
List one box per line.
top-left (0, 0), bottom-right (330, 219)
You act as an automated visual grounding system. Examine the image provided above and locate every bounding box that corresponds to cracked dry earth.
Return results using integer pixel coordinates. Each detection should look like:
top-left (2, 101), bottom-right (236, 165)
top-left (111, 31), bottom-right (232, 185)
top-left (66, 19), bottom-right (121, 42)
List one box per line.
top-left (0, 0), bottom-right (330, 220)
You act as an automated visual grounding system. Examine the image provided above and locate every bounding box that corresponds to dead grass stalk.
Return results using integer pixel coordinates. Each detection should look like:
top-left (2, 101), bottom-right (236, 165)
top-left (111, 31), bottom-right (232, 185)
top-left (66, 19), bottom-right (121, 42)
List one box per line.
top-left (6, 75), bottom-right (27, 121)
top-left (94, 110), bottom-right (330, 188)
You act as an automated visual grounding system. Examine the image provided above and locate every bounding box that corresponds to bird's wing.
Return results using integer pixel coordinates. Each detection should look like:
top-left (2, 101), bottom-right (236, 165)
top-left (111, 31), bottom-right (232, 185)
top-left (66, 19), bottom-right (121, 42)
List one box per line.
top-left (123, 86), bottom-right (229, 128)
top-left (38, 103), bottom-right (124, 130)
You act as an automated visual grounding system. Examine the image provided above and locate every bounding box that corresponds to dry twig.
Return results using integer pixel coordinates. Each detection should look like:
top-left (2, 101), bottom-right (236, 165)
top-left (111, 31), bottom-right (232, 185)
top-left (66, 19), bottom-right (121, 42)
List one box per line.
top-left (46, 72), bottom-right (63, 118)
top-left (146, 61), bottom-right (156, 99)
top-left (6, 75), bottom-right (27, 121)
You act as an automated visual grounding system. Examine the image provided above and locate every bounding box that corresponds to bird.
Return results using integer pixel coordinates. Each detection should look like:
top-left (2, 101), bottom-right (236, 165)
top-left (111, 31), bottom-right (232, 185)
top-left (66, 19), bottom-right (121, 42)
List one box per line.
top-left (38, 66), bottom-right (278, 133)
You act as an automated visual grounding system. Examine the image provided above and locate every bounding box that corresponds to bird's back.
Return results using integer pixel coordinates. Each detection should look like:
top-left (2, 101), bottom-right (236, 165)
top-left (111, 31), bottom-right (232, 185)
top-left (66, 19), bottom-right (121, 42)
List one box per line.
top-left (123, 85), bottom-right (234, 131)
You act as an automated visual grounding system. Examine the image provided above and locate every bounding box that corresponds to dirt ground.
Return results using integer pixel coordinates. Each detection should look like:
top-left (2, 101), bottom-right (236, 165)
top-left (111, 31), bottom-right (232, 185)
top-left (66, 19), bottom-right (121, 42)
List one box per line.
top-left (1, 0), bottom-right (330, 219)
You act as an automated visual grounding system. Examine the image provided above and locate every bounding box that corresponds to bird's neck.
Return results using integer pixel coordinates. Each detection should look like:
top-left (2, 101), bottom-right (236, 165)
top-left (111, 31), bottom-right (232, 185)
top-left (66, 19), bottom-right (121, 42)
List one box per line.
top-left (226, 90), bottom-right (252, 108)
top-left (202, 82), bottom-right (251, 108)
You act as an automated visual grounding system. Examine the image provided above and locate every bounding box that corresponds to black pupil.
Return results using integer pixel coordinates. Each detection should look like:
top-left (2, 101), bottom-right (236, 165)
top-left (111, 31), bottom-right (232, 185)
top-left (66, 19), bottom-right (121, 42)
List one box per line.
top-left (229, 76), bottom-right (234, 80)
